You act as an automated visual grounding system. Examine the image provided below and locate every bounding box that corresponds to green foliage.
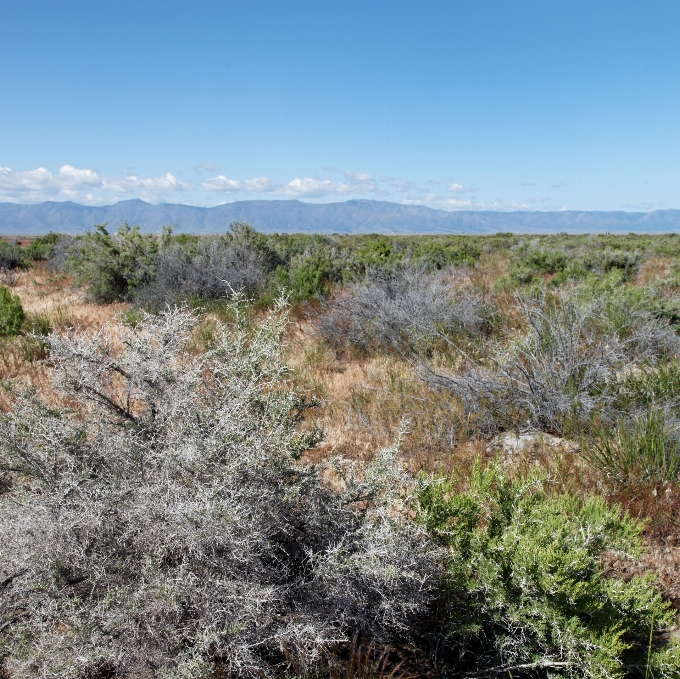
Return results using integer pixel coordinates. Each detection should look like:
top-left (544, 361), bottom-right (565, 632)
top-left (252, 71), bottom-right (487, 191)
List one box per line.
top-left (511, 248), bottom-right (568, 284)
top-left (510, 238), bottom-right (644, 287)
top-left (65, 222), bottom-right (158, 302)
top-left (621, 361), bottom-right (680, 407)
top-left (0, 285), bottom-right (25, 337)
top-left (587, 409), bottom-right (680, 487)
top-left (0, 240), bottom-right (26, 270)
top-left (417, 463), bottom-right (680, 678)
top-left (354, 235), bottom-right (402, 270)
top-left (410, 239), bottom-right (481, 269)
top-left (272, 252), bottom-right (332, 302)
top-left (121, 307), bottom-right (145, 328)
top-left (582, 247), bottom-right (641, 280)
top-left (23, 232), bottom-right (60, 261)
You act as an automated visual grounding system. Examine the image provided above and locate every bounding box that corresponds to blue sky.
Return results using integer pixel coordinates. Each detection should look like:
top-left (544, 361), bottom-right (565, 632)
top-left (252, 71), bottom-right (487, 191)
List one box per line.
top-left (0, 0), bottom-right (678, 211)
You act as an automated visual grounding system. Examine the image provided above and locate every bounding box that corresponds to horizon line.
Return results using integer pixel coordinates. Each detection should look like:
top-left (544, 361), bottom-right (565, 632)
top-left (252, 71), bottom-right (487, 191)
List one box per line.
top-left (1, 198), bottom-right (677, 215)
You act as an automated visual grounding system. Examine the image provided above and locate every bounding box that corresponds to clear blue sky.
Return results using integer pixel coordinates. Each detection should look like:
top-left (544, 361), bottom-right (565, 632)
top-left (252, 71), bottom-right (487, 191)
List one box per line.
top-left (0, 0), bottom-right (678, 211)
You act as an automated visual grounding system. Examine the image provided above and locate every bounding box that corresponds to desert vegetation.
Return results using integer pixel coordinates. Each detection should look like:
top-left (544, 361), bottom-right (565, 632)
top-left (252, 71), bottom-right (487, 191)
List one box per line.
top-left (1, 224), bottom-right (680, 678)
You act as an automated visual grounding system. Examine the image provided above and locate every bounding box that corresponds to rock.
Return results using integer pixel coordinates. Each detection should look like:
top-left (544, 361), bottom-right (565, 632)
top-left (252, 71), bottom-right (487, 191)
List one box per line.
top-left (487, 431), bottom-right (580, 456)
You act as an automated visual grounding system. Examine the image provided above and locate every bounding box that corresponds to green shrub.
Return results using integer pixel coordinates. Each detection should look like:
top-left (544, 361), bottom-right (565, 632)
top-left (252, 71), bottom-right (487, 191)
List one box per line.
top-left (0, 241), bottom-right (25, 271)
top-left (621, 362), bottom-right (680, 407)
top-left (23, 232), bottom-right (60, 261)
top-left (410, 240), bottom-right (480, 269)
top-left (65, 222), bottom-right (158, 303)
top-left (582, 247), bottom-right (641, 280)
top-left (510, 249), bottom-right (568, 284)
top-left (354, 235), bottom-right (402, 270)
top-left (289, 257), bottom-right (330, 300)
top-left (269, 251), bottom-right (333, 302)
top-left (417, 462), bottom-right (680, 678)
top-left (0, 285), bottom-right (25, 337)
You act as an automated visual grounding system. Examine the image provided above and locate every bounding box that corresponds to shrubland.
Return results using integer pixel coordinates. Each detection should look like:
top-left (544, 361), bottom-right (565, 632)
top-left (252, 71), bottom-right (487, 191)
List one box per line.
top-left (0, 226), bottom-right (679, 677)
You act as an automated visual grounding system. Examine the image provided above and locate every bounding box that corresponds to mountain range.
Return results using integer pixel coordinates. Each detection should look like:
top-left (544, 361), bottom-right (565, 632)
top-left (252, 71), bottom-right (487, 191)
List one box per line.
top-left (1, 199), bottom-right (680, 235)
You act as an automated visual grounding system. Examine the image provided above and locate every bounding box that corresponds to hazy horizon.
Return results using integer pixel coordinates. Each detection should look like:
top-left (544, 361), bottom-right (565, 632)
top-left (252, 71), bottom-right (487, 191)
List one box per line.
top-left (5, 196), bottom-right (680, 215)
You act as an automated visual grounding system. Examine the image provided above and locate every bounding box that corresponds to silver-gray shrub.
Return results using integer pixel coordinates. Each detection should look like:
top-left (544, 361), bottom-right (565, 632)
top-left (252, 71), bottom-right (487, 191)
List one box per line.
top-left (421, 291), bottom-right (680, 436)
top-left (138, 237), bottom-right (267, 309)
top-left (316, 263), bottom-right (486, 353)
top-left (0, 300), bottom-right (438, 678)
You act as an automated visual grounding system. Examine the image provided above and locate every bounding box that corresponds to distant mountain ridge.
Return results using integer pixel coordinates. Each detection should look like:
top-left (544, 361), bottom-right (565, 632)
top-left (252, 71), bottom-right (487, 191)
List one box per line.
top-left (1, 199), bottom-right (680, 235)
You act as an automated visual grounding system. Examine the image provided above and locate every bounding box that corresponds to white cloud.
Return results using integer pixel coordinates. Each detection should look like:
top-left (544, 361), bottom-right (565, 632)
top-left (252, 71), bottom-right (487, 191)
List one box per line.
top-left (103, 172), bottom-right (188, 196)
top-left (283, 177), bottom-right (349, 197)
top-left (0, 165), bottom-right (189, 204)
top-left (202, 171), bottom-right (386, 199)
top-left (58, 165), bottom-right (101, 187)
top-left (343, 171), bottom-right (386, 194)
top-left (201, 176), bottom-right (242, 192)
top-left (486, 200), bottom-right (532, 210)
top-left (202, 175), bottom-right (279, 194)
top-left (437, 197), bottom-right (475, 209)
top-left (0, 165), bottom-right (542, 212)
top-left (0, 165), bottom-right (101, 201)
top-left (448, 182), bottom-right (475, 193)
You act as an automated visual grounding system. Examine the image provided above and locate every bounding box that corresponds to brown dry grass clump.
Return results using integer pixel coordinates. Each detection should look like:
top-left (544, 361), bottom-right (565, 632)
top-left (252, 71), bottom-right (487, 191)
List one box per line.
top-left (11, 263), bottom-right (127, 328)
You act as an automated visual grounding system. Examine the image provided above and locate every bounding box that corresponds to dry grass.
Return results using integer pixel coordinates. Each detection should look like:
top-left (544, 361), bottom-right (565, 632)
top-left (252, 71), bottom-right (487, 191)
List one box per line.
top-left (636, 256), bottom-right (676, 285)
top-left (12, 263), bottom-right (128, 328)
top-left (0, 266), bottom-right (129, 407)
top-left (286, 324), bottom-right (486, 476)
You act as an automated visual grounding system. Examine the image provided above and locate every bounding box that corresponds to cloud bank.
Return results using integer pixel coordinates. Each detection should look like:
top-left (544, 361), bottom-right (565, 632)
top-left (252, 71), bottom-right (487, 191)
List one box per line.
top-left (0, 164), bottom-right (545, 211)
top-left (0, 165), bottom-right (189, 204)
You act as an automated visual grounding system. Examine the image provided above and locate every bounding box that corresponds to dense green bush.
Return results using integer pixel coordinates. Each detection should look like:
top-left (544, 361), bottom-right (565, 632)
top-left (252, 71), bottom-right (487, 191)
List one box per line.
top-left (271, 252), bottom-right (333, 302)
top-left (509, 239), bottom-right (645, 287)
top-left (65, 222), bottom-right (158, 302)
top-left (351, 235), bottom-right (402, 271)
top-left (417, 463), bottom-right (680, 678)
top-left (0, 284), bottom-right (25, 337)
top-left (23, 232), bottom-right (60, 261)
top-left (410, 239), bottom-right (481, 269)
top-left (511, 248), bottom-right (568, 284)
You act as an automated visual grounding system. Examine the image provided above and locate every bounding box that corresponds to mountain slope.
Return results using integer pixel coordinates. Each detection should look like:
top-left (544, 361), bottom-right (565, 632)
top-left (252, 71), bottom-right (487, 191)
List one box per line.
top-left (1, 199), bottom-right (679, 235)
